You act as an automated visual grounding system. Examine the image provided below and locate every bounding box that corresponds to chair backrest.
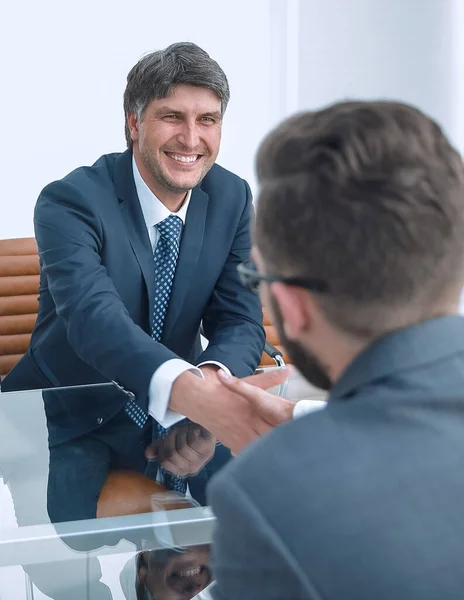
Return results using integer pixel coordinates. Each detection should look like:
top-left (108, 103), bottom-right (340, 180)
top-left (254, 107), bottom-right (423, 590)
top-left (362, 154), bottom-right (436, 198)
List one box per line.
top-left (97, 469), bottom-right (193, 517)
top-left (0, 236), bottom-right (287, 378)
top-left (0, 237), bottom-right (287, 515)
top-left (0, 238), bottom-right (40, 379)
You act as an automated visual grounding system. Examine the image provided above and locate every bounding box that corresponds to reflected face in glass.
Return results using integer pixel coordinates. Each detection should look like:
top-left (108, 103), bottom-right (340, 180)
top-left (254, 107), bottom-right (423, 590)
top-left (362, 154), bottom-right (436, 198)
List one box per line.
top-left (137, 546), bottom-right (212, 600)
top-left (133, 84), bottom-right (222, 195)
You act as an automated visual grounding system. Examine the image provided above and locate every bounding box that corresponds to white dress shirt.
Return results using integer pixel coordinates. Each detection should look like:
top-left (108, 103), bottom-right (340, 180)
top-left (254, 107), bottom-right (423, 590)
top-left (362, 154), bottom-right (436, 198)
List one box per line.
top-left (292, 399), bottom-right (326, 418)
top-left (132, 157), bottom-right (230, 427)
top-left (132, 157), bottom-right (314, 426)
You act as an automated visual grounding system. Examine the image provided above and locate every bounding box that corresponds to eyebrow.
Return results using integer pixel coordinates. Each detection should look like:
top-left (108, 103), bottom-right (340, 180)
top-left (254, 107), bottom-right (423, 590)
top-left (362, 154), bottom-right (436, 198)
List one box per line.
top-left (201, 110), bottom-right (222, 120)
top-left (155, 107), bottom-right (182, 116)
top-left (154, 107), bottom-right (222, 120)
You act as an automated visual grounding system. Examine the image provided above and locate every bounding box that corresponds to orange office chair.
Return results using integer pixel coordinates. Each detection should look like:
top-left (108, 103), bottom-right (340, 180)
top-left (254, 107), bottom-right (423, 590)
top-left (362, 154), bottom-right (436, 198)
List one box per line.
top-left (0, 237), bottom-right (288, 517)
top-left (0, 238), bottom-right (171, 516)
top-left (0, 237), bottom-right (38, 377)
top-left (0, 237), bottom-right (288, 378)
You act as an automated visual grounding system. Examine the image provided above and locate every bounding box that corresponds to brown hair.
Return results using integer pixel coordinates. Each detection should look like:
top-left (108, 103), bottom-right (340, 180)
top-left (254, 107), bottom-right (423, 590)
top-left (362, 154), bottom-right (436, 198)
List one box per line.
top-left (255, 101), bottom-right (464, 338)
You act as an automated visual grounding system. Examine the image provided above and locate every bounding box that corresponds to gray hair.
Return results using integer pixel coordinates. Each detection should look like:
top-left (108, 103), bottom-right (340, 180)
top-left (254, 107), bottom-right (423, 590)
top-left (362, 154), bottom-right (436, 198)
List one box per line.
top-left (123, 42), bottom-right (230, 147)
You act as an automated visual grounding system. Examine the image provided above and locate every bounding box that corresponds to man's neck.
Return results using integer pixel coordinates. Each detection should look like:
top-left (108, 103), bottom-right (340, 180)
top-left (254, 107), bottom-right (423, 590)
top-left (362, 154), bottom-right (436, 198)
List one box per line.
top-left (326, 338), bottom-right (368, 383)
top-left (133, 149), bottom-right (188, 213)
top-left (308, 327), bottom-right (369, 386)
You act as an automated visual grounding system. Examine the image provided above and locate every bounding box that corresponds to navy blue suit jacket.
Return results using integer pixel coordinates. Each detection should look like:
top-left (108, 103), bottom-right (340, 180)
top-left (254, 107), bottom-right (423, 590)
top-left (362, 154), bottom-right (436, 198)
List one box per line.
top-left (2, 150), bottom-right (265, 443)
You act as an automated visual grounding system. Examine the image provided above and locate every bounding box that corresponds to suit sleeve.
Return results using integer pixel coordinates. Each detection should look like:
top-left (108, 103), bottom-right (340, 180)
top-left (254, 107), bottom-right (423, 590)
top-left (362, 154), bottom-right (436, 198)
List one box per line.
top-left (208, 473), bottom-right (312, 600)
top-left (34, 180), bottom-right (178, 400)
top-left (195, 180), bottom-right (265, 377)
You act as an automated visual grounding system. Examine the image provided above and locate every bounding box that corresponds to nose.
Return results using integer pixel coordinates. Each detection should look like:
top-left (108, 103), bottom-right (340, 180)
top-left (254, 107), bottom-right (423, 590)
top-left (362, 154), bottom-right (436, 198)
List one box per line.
top-left (177, 120), bottom-right (200, 151)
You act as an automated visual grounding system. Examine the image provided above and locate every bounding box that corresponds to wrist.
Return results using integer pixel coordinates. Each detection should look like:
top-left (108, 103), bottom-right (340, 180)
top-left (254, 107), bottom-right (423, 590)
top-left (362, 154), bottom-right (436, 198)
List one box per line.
top-left (170, 370), bottom-right (211, 422)
top-left (199, 364), bottom-right (221, 382)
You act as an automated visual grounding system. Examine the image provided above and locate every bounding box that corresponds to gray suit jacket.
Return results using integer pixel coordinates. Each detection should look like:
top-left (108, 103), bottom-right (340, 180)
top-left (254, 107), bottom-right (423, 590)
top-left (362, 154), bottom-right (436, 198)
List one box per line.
top-left (208, 316), bottom-right (464, 599)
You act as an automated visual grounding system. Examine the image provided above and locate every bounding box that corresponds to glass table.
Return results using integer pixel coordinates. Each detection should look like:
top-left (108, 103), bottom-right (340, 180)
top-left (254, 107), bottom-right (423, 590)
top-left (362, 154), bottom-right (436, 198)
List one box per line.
top-left (0, 372), bottom-right (325, 599)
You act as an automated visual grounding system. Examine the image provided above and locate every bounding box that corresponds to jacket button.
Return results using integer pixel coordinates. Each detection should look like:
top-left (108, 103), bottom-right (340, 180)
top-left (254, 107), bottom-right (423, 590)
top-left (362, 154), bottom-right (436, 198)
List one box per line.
top-left (96, 417), bottom-right (103, 425)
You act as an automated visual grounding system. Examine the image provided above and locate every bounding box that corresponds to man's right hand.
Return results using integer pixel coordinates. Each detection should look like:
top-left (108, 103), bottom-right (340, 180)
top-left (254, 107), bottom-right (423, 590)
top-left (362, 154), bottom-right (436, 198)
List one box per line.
top-left (169, 368), bottom-right (294, 455)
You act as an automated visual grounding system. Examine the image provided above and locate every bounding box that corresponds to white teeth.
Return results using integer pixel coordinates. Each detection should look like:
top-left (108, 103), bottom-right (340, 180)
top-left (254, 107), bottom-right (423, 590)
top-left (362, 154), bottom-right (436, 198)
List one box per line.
top-left (178, 567), bottom-right (201, 577)
top-left (169, 154), bottom-right (198, 163)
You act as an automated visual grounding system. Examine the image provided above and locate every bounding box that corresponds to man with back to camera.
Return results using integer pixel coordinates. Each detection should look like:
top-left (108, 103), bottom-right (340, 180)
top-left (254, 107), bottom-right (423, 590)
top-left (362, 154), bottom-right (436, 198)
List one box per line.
top-left (1, 42), bottom-right (291, 522)
top-left (208, 101), bottom-right (464, 599)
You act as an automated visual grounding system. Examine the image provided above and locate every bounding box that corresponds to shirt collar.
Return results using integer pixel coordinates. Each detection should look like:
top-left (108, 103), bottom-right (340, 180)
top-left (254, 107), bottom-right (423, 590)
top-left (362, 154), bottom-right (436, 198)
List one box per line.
top-left (132, 154), bottom-right (191, 229)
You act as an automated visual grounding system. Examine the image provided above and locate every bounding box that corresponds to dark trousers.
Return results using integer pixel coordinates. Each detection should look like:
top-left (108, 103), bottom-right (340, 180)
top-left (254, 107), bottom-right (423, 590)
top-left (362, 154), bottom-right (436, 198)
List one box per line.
top-left (25, 409), bottom-right (152, 599)
top-left (14, 406), bottom-right (231, 599)
top-left (47, 408), bottom-right (153, 525)
top-left (47, 409), bottom-right (232, 525)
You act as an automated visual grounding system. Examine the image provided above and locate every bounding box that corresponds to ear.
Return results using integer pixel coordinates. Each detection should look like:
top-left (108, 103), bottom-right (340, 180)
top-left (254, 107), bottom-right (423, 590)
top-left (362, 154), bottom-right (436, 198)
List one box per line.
top-left (126, 112), bottom-right (140, 143)
top-left (137, 563), bottom-right (148, 587)
top-left (270, 282), bottom-right (313, 339)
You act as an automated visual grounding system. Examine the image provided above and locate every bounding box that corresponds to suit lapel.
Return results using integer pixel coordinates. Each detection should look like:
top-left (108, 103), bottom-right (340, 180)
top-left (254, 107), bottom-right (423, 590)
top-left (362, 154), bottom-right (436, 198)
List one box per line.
top-left (163, 186), bottom-right (209, 340)
top-left (114, 150), bottom-right (156, 322)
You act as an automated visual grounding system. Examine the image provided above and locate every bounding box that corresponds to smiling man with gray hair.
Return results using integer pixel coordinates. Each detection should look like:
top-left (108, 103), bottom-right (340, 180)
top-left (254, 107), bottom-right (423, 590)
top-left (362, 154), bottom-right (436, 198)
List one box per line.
top-left (3, 41), bottom-right (290, 533)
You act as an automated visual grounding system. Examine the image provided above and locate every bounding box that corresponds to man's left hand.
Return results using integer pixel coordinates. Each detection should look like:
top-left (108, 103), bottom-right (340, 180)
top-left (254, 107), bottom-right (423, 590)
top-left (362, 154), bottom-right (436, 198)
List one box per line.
top-left (145, 422), bottom-right (216, 477)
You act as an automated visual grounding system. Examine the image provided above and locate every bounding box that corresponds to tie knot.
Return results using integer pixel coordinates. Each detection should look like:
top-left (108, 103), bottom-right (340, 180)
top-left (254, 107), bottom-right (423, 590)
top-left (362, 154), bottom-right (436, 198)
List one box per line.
top-left (157, 215), bottom-right (183, 242)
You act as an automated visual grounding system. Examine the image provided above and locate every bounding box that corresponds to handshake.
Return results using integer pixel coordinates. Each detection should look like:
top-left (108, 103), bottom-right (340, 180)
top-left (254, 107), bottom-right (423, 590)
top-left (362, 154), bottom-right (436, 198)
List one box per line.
top-left (147, 365), bottom-right (294, 478)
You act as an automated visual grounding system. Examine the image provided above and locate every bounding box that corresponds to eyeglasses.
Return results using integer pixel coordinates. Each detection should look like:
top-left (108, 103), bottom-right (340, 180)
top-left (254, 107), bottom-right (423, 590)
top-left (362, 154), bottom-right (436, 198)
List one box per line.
top-left (237, 261), bottom-right (330, 295)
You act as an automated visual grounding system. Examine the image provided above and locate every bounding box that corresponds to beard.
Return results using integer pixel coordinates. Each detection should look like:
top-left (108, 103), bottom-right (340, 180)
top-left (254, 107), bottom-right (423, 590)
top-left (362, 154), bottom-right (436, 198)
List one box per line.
top-left (269, 294), bottom-right (332, 391)
top-left (140, 144), bottom-right (214, 194)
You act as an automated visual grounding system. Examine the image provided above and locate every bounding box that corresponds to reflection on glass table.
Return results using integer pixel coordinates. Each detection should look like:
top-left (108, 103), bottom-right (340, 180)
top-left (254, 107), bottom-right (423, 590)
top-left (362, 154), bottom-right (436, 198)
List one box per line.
top-left (138, 495), bottom-right (215, 600)
top-left (0, 373), bottom-right (324, 598)
top-left (117, 496), bottom-right (214, 600)
top-left (120, 545), bottom-right (213, 600)
top-left (0, 382), bottom-right (218, 599)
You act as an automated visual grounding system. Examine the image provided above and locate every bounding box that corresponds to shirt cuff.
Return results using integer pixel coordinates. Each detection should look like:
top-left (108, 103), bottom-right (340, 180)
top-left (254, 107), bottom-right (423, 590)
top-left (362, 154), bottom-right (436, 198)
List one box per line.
top-left (196, 361), bottom-right (232, 376)
top-left (148, 359), bottom-right (204, 428)
top-left (292, 399), bottom-right (327, 419)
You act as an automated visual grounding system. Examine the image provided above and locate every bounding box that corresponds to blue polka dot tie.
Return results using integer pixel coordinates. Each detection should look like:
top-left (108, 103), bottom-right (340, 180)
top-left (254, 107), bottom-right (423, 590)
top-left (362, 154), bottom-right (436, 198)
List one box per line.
top-left (151, 215), bottom-right (183, 343)
top-left (124, 215), bottom-right (186, 493)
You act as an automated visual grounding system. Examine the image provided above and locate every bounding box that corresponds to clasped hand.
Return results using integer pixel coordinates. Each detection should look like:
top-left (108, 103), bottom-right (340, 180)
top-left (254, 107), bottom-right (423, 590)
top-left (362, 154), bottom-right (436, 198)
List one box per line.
top-left (145, 422), bottom-right (216, 478)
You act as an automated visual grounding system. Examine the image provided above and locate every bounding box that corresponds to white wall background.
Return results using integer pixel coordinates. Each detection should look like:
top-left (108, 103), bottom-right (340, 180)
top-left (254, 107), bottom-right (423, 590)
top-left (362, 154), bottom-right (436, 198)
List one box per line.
top-left (0, 0), bottom-right (463, 240)
top-left (455, 0), bottom-right (464, 155)
top-left (295, 0), bottom-right (464, 151)
top-left (0, 0), bottom-right (287, 239)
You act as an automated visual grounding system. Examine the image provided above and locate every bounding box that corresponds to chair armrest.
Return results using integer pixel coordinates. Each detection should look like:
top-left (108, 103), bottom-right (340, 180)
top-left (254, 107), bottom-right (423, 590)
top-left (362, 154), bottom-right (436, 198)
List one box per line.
top-left (200, 324), bottom-right (286, 368)
top-left (264, 341), bottom-right (285, 367)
